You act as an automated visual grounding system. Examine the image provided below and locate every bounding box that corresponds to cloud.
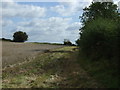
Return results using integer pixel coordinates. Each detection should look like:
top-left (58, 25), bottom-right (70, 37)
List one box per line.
top-left (2, 0), bottom-right (46, 18)
top-left (50, 0), bottom-right (120, 17)
top-left (66, 22), bottom-right (81, 31)
top-left (118, 1), bottom-right (120, 9)
top-left (2, 17), bottom-right (80, 43)
top-left (2, 19), bottom-right (16, 38)
top-left (19, 17), bottom-right (80, 43)
top-left (50, 0), bottom-right (90, 16)
top-left (2, 20), bottom-right (13, 27)
top-left (1, 1), bottom-right (81, 43)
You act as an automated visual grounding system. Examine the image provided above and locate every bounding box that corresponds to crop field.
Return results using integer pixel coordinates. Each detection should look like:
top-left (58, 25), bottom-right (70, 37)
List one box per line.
top-left (2, 41), bottom-right (64, 68)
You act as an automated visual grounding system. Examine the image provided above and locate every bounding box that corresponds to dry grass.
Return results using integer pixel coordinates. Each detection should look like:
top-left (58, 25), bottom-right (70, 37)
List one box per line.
top-left (2, 46), bottom-right (100, 88)
top-left (2, 41), bottom-right (64, 68)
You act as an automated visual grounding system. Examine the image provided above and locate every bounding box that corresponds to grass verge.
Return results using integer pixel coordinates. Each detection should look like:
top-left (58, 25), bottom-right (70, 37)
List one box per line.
top-left (33, 42), bottom-right (63, 45)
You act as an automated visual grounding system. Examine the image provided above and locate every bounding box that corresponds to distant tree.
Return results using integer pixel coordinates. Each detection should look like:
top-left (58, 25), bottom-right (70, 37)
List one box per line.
top-left (13, 31), bottom-right (28, 42)
top-left (63, 39), bottom-right (72, 46)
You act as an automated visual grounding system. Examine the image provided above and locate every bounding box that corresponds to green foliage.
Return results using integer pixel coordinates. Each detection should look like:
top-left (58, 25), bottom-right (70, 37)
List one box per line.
top-left (77, 52), bottom-right (119, 88)
top-left (13, 31), bottom-right (28, 42)
top-left (114, 20), bottom-right (120, 59)
top-left (80, 18), bottom-right (118, 59)
top-left (78, 2), bottom-right (120, 60)
top-left (81, 2), bottom-right (118, 25)
top-left (77, 2), bottom-right (120, 87)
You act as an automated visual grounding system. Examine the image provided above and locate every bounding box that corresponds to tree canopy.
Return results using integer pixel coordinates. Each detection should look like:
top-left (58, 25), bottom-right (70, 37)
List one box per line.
top-left (80, 2), bottom-right (118, 25)
top-left (13, 31), bottom-right (28, 42)
top-left (78, 1), bottom-right (120, 60)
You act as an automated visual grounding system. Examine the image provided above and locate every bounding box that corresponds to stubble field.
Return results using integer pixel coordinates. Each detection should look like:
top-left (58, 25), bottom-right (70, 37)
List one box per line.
top-left (2, 41), bottom-right (64, 68)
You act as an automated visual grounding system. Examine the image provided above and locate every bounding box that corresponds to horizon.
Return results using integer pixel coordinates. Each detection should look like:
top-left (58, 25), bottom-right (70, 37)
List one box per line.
top-left (1, 0), bottom-right (119, 44)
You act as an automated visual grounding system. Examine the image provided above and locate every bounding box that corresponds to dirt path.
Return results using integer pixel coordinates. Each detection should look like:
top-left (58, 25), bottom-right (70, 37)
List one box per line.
top-left (2, 46), bottom-right (100, 88)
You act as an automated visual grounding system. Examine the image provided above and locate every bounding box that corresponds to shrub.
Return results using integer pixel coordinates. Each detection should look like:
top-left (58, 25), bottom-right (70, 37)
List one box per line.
top-left (79, 18), bottom-right (117, 60)
top-left (63, 39), bottom-right (72, 46)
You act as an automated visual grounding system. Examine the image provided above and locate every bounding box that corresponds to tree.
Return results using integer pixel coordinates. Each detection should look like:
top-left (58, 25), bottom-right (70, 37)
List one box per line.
top-left (78, 2), bottom-right (119, 60)
top-left (80, 2), bottom-right (118, 25)
top-left (80, 18), bottom-right (117, 59)
top-left (13, 31), bottom-right (28, 42)
top-left (63, 39), bottom-right (72, 46)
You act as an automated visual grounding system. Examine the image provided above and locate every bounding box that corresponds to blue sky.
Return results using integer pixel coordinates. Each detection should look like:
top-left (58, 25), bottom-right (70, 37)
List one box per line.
top-left (1, 0), bottom-right (119, 43)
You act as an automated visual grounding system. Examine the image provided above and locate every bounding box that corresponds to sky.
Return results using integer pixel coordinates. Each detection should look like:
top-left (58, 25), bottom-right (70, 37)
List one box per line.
top-left (1, 0), bottom-right (120, 44)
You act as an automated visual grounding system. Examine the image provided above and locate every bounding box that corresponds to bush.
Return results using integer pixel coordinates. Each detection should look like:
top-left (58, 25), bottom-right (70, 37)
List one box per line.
top-left (114, 20), bottom-right (120, 59)
top-left (13, 31), bottom-right (28, 42)
top-left (63, 39), bottom-right (72, 46)
top-left (79, 18), bottom-right (117, 60)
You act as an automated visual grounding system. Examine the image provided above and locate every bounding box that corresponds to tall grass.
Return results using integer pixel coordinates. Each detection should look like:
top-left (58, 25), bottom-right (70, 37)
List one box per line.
top-left (77, 50), bottom-right (119, 88)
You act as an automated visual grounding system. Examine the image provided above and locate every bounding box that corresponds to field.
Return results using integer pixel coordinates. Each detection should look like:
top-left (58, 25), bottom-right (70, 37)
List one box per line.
top-left (2, 41), bottom-right (118, 88)
top-left (2, 46), bottom-right (100, 88)
top-left (2, 41), bottom-right (64, 68)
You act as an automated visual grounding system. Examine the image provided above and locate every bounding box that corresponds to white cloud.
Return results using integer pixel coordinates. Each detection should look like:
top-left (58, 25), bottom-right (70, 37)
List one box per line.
top-left (2, 17), bottom-right (81, 43)
top-left (21, 17), bottom-right (79, 43)
top-left (50, 1), bottom-right (89, 16)
top-left (118, 1), bottom-right (120, 9)
top-left (53, 0), bottom-right (120, 16)
top-left (50, 5), bottom-right (69, 16)
top-left (66, 22), bottom-right (81, 31)
top-left (2, 19), bottom-right (13, 27)
top-left (1, 0), bottom-right (82, 43)
top-left (2, 1), bottom-right (46, 18)
top-left (2, 19), bottom-right (16, 38)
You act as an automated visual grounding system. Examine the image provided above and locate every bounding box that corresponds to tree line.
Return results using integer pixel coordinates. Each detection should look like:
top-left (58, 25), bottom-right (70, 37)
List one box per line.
top-left (2, 31), bottom-right (75, 46)
top-left (76, 2), bottom-right (120, 60)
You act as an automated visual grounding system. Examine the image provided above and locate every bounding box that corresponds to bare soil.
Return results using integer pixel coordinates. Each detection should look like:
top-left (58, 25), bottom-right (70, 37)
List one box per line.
top-left (2, 41), bottom-right (64, 68)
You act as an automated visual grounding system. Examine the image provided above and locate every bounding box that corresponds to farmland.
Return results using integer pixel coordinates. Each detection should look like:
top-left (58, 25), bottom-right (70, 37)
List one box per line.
top-left (2, 41), bottom-right (64, 68)
top-left (2, 45), bottom-right (100, 88)
top-left (2, 41), bottom-right (118, 88)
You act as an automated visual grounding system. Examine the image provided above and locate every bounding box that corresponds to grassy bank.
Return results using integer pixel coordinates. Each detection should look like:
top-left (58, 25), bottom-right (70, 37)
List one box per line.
top-left (2, 46), bottom-right (100, 88)
top-left (77, 51), bottom-right (119, 88)
top-left (33, 42), bottom-right (64, 45)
